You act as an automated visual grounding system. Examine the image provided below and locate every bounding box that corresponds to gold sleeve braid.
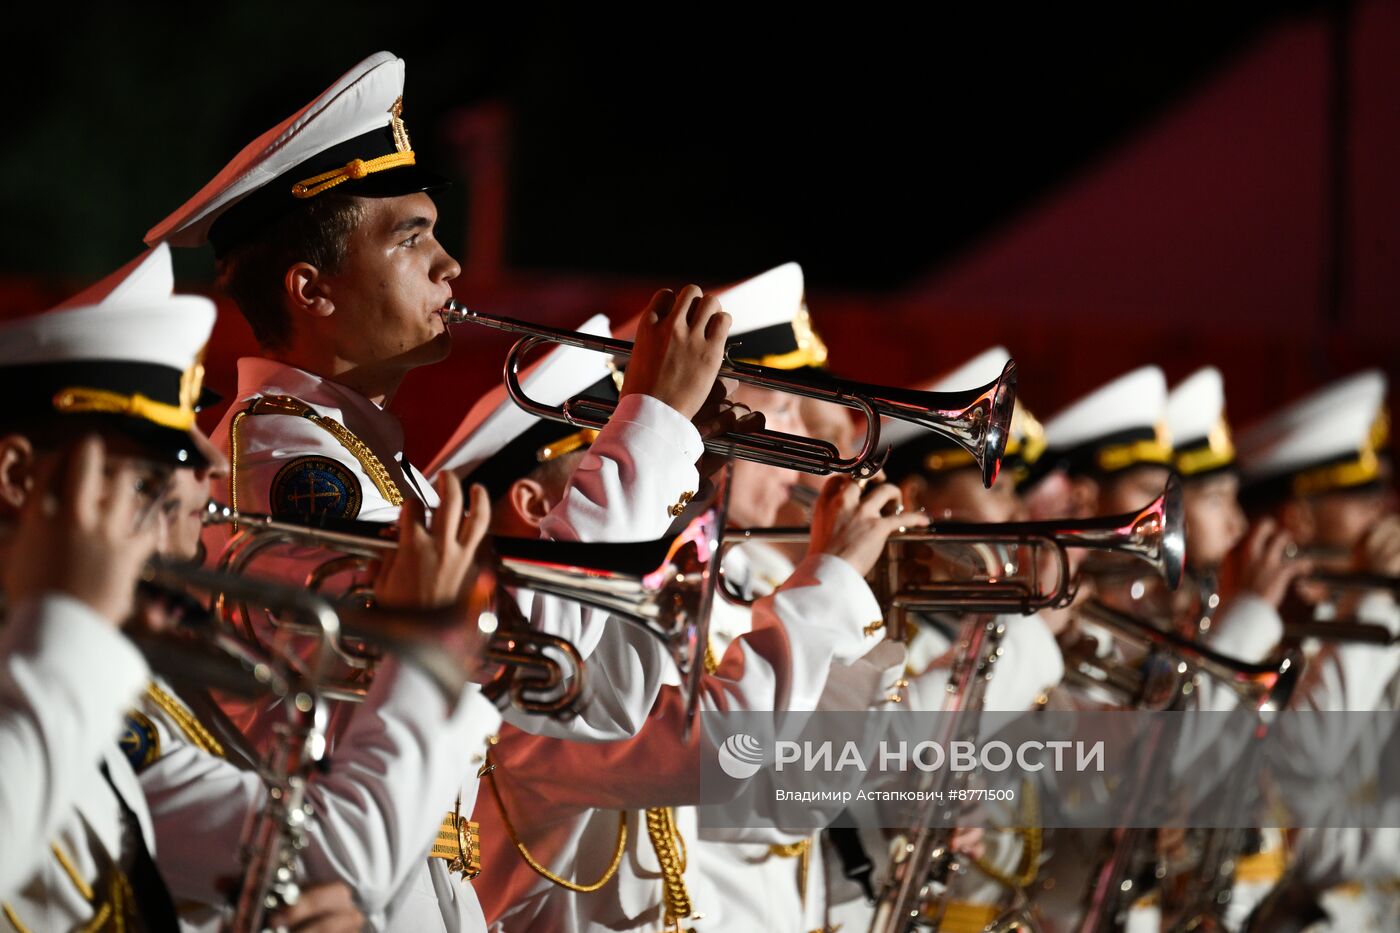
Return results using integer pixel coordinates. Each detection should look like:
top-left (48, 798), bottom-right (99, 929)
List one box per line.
top-left (144, 682), bottom-right (224, 758)
top-left (229, 395), bottom-right (404, 510)
top-left (644, 807), bottom-right (697, 932)
top-left (3, 841), bottom-right (137, 933)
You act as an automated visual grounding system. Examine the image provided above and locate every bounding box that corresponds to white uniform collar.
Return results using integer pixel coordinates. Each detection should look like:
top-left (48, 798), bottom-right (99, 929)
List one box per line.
top-left (233, 357), bottom-right (407, 453)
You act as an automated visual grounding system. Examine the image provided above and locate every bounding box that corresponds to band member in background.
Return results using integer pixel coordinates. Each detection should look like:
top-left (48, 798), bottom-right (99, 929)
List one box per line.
top-left (146, 50), bottom-right (742, 932)
top-left (1229, 370), bottom-right (1400, 932)
top-left (826, 347), bottom-right (1061, 933)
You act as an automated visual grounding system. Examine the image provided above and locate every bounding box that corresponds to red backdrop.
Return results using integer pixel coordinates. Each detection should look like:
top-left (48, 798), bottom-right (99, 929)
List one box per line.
top-left (3, 4), bottom-right (1398, 470)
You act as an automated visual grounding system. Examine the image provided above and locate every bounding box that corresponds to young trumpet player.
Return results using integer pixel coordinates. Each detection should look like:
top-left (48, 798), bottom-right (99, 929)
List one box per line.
top-left (1224, 370), bottom-right (1400, 932)
top-left (1011, 365), bottom-right (1178, 931)
top-left (0, 280), bottom-right (212, 931)
top-left (444, 263), bottom-right (918, 932)
top-left (20, 243), bottom-right (503, 932)
top-left (823, 347), bottom-right (1063, 933)
top-left (145, 50), bottom-right (745, 933)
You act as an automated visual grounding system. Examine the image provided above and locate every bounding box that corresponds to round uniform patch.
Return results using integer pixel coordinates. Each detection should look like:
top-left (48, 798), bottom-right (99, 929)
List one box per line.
top-left (271, 456), bottom-right (363, 520)
top-left (120, 710), bottom-right (161, 773)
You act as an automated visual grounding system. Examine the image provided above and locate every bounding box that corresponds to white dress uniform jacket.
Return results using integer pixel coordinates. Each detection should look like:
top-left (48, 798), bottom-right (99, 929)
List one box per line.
top-left (210, 357), bottom-right (709, 933)
top-left (481, 547), bottom-right (887, 932)
top-left (1206, 591), bottom-right (1400, 932)
top-left (0, 596), bottom-right (154, 930)
top-left (825, 614), bottom-right (1065, 933)
top-left (136, 659), bottom-right (493, 931)
top-left (691, 543), bottom-right (907, 933)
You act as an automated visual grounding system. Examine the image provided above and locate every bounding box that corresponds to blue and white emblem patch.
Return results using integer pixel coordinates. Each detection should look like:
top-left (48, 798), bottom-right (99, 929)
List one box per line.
top-left (120, 710), bottom-right (160, 773)
top-left (271, 456), bottom-right (363, 520)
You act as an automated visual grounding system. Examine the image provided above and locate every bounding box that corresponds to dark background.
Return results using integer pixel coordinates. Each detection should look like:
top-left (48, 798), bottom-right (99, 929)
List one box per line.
top-left (2, 2), bottom-right (1395, 465)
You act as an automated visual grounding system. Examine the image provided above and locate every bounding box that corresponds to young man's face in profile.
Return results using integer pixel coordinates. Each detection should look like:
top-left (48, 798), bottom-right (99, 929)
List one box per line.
top-left (319, 192), bottom-right (460, 369)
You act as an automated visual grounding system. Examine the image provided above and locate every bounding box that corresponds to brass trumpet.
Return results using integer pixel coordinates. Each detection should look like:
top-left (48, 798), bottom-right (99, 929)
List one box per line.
top-left (1283, 543), bottom-right (1400, 594)
top-left (438, 300), bottom-right (1017, 486)
top-left (203, 502), bottom-right (722, 728)
top-left (721, 477), bottom-right (1184, 634)
top-left (1068, 598), bottom-right (1300, 713)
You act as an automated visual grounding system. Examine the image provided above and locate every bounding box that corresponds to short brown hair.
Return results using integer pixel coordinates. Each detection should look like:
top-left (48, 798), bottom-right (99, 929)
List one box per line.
top-left (215, 194), bottom-right (366, 350)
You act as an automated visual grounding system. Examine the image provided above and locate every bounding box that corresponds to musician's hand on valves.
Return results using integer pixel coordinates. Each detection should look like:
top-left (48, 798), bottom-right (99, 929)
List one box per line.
top-left (808, 476), bottom-right (928, 578)
top-left (1359, 514), bottom-right (1400, 576)
top-left (621, 285), bottom-right (731, 422)
top-left (1238, 518), bottom-right (1310, 609)
top-left (2, 435), bottom-right (161, 626)
top-left (374, 476), bottom-right (491, 611)
top-left (266, 882), bottom-right (364, 933)
top-left (692, 381), bottom-right (766, 480)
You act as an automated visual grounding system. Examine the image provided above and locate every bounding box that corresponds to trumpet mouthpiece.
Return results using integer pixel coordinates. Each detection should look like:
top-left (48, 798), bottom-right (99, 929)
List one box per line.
top-left (439, 299), bottom-right (469, 324)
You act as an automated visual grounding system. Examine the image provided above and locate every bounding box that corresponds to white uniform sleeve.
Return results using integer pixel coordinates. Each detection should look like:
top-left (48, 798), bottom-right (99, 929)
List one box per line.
top-left (538, 393), bottom-right (703, 544)
top-left (1207, 595), bottom-right (1284, 664)
top-left (503, 394), bottom-right (703, 741)
top-left (0, 596), bottom-right (148, 897)
top-left (140, 662), bottom-right (500, 925)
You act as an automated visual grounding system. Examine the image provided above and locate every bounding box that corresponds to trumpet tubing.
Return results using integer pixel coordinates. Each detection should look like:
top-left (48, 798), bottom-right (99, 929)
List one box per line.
top-left (721, 477), bottom-right (1185, 630)
top-left (1071, 599), bottom-right (1300, 713)
top-left (438, 300), bottom-right (1016, 486)
top-left (203, 501), bottom-right (722, 731)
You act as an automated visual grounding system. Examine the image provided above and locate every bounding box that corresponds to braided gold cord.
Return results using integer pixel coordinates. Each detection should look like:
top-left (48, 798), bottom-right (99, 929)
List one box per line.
top-left (4, 837), bottom-right (140, 932)
top-left (291, 151), bottom-right (418, 199)
top-left (310, 414), bottom-right (403, 506)
top-left (644, 807), bottom-right (694, 929)
top-left (236, 396), bottom-right (404, 507)
top-left (768, 837), bottom-right (814, 906)
top-left (484, 757), bottom-right (626, 893)
top-left (145, 683), bottom-right (224, 757)
top-left (228, 409), bottom-right (248, 517)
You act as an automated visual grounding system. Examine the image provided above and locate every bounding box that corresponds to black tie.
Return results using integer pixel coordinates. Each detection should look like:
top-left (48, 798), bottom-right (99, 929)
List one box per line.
top-left (98, 762), bottom-right (181, 933)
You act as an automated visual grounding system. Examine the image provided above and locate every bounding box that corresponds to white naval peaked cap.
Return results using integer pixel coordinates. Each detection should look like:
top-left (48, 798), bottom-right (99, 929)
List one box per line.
top-left (1041, 365), bottom-right (1172, 476)
top-left (427, 314), bottom-right (615, 489)
top-left (55, 242), bottom-right (175, 309)
top-left (611, 262), bottom-right (827, 370)
top-left (1166, 367), bottom-right (1235, 478)
top-left (882, 346), bottom-right (1012, 451)
top-left (145, 52), bottom-right (445, 252)
top-left (1236, 369), bottom-right (1389, 501)
top-left (718, 262), bottom-right (828, 370)
top-left (0, 244), bottom-right (216, 466)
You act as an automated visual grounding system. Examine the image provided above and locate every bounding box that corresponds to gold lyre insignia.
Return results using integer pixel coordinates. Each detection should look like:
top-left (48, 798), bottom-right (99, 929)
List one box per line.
top-left (389, 96), bottom-right (412, 153)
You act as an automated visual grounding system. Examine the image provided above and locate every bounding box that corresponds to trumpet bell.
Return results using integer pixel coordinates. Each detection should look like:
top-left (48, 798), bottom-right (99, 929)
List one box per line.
top-left (855, 358), bottom-right (1017, 489)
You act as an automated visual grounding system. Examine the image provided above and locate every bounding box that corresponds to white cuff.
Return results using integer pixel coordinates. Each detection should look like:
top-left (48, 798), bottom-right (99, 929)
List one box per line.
top-left (773, 554), bottom-right (884, 663)
top-left (1207, 595), bottom-right (1284, 664)
top-left (613, 393), bottom-right (705, 465)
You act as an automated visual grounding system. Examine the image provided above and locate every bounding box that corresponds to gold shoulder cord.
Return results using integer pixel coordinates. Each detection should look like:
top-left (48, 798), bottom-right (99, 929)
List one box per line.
top-left (145, 682), bottom-right (225, 758)
top-left (483, 753), bottom-right (627, 894)
top-left (3, 841), bottom-right (136, 932)
top-left (644, 807), bottom-right (696, 932)
top-left (229, 396), bottom-right (405, 509)
top-left (970, 779), bottom-right (1043, 889)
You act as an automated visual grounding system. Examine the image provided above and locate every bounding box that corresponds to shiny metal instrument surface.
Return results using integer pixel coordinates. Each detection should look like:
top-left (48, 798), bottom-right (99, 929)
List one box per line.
top-left (202, 501), bottom-right (722, 728)
top-left (439, 300), bottom-right (1016, 486)
top-left (722, 477), bottom-right (1184, 639)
